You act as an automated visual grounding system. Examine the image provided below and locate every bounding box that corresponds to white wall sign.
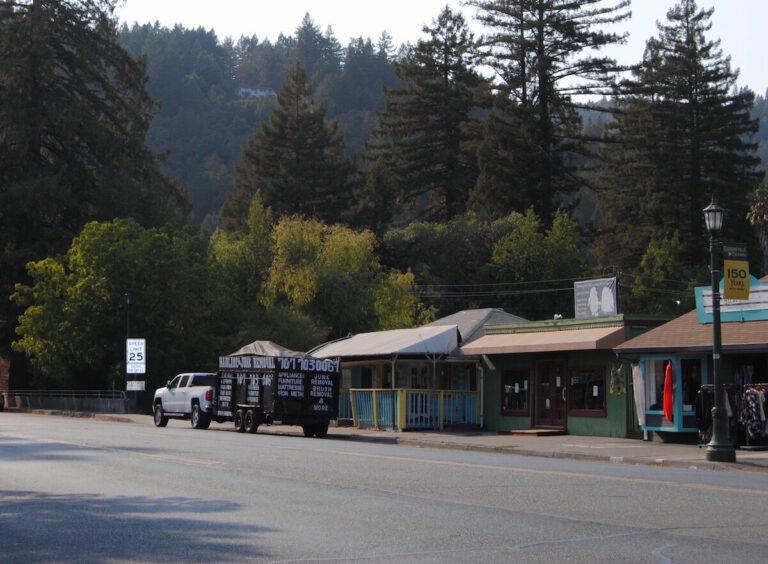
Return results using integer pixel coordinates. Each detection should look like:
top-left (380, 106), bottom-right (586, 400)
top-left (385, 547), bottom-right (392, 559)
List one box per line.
top-left (574, 277), bottom-right (618, 318)
top-left (126, 338), bottom-right (146, 374)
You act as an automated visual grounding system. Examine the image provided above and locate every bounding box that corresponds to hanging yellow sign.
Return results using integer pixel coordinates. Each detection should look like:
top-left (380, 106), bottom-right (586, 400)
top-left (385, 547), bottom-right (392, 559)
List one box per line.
top-left (723, 244), bottom-right (749, 300)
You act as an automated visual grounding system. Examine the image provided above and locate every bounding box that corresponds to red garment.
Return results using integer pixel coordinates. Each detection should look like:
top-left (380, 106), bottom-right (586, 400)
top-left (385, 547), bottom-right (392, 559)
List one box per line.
top-left (663, 361), bottom-right (674, 422)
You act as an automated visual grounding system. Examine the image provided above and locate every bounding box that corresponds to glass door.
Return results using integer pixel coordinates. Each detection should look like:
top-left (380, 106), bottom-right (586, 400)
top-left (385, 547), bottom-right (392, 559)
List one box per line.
top-left (536, 361), bottom-right (566, 428)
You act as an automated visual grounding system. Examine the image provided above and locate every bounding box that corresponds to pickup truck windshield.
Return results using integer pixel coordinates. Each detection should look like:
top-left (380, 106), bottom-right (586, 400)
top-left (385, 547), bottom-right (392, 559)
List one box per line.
top-left (191, 374), bottom-right (216, 386)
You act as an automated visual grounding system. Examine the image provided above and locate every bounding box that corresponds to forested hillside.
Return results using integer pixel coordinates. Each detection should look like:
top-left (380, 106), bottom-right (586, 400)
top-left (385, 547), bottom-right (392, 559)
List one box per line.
top-left (4, 0), bottom-right (767, 391)
top-left (118, 16), bottom-right (399, 220)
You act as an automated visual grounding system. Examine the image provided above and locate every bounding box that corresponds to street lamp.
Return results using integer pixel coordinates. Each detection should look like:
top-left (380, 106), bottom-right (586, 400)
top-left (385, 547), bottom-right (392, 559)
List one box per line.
top-left (703, 198), bottom-right (735, 463)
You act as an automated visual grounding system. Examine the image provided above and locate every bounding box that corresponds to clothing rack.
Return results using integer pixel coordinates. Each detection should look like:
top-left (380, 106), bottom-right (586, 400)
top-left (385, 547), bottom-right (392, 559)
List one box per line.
top-left (743, 384), bottom-right (768, 450)
top-left (695, 385), bottom-right (742, 447)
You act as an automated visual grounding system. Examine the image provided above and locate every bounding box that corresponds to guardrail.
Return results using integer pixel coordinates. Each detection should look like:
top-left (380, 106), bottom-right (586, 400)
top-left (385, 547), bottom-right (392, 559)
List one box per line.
top-left (349, 388), bottom-right (479, 431)
top-left (3, 389), bottom-right (133, 413)
top-left (7, 390), bottom-right (127, 399)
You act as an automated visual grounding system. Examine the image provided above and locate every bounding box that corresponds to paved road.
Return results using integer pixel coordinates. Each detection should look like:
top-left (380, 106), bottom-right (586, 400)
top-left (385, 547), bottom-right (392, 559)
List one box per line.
top-left (1, 412), bottom-right (767, 563)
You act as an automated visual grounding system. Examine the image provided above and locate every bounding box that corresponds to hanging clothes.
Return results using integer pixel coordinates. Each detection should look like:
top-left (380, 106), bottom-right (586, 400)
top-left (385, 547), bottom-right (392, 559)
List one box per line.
top-left (663, 361), bottom-right (674, 422)
top-left (632, 364), bottom-right (645, 428)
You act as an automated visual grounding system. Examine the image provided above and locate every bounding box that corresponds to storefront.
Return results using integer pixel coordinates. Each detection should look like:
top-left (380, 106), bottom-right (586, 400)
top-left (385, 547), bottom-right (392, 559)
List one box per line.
top-left (461, 316), bottom-right (665, 437)
top-left (615, 294), bottom-right (768, 443)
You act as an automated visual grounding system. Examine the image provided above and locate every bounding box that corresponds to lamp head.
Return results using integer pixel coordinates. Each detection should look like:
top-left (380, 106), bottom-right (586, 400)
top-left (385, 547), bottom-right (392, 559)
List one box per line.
top-left (703, 198), bottom-right (724, 235)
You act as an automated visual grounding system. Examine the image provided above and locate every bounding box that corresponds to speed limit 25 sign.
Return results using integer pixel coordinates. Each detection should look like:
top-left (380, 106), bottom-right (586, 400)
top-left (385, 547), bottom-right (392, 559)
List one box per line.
top-left (126, 338), bottom-right (146, 374)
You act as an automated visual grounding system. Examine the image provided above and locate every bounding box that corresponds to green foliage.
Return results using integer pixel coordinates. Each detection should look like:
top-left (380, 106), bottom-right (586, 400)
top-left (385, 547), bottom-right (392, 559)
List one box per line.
top-left (466, 0), bottom-right (631, 222)
top-left (119, 23), bottom-right (270, 219)
top-left (381, 215), bottom-right (504, 310)
top-left (208, 192), bottom-right (274, 306)
top-left (597, 0), bottom-right (762, 286)
top-left (622, 232), bottom-right (697, 314)
top-left (380, 210), bottom-right (583, 319)
top-left (0, 0), bottom-right (187, 361)
top-left (11, 219), bottom-right (217, 390)
top-left (263, 217), bottom-right (422, 337)
top-left (223, 62), bottom-right (353, 229)
top-left (747, 179), bottom-right (768, 273)
top-left (492, 209), bottom-right (586, 319)
top-left (366, 7), bottom-right (483, 224)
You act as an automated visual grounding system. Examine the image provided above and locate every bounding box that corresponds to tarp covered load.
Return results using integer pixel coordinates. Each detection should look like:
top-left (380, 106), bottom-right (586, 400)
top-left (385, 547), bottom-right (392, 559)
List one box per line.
top-left (230, 340), bottom-right (302, 357)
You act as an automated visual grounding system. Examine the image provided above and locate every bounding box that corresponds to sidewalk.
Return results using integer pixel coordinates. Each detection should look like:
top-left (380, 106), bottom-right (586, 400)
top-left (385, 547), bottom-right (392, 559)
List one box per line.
top-left (16, 409), bottom-right (768, 473)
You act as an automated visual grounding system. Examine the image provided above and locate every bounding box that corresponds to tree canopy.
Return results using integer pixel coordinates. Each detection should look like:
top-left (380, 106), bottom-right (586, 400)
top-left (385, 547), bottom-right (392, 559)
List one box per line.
top-left (0, 0), bottom-right (186, 363)
top-left (222, 62), bottom-right (354, 229)
top-left (596, 0), bottom-right (762, 288)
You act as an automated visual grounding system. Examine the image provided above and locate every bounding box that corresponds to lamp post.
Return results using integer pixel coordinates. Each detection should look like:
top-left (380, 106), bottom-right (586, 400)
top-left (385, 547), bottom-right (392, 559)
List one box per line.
top-left (703, 199), bottom-right (736, 463)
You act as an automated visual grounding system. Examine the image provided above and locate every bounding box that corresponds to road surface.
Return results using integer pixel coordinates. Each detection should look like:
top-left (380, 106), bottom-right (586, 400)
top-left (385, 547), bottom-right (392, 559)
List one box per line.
top-left (1, 412), bottom-right (766, 562)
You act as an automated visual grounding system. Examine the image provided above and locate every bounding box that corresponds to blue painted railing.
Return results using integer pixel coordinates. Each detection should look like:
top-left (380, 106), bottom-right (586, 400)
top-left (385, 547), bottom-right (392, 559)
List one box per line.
top-left (349, 389), bottom-right (479, 430)
top-left (338, 391), bottom-right (353, 420)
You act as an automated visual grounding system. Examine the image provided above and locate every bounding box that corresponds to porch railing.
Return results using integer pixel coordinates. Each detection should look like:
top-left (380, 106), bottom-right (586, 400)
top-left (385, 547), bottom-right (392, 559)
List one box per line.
top-left (349, 388), bottom-right (479, 430)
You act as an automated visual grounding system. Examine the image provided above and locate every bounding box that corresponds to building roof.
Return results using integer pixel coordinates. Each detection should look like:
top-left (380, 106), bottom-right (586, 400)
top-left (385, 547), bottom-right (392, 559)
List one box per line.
top-left (310, 325), bottom-right (459, 359)
top-left (230, 340), bottom-right (302, 357)
top-left (615, 309), bottom-right (768, 355)
top-left (424, 308), bottom-right (526, 344)
top-left (460, 325), bottom-right (626, 355)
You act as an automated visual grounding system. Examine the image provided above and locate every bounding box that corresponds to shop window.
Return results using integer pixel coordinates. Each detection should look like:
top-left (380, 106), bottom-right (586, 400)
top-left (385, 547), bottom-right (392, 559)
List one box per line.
top-left (681, 359), bottom-right (701, 412)
top-left (411, 365), bottom-right (430, 389)
top-left (646, 360), bottom-right (668, 411)
top-left (569, 367), bottom-right (606, 416)
top-left (501, 369), bottom-right (529, 416)
top-left (360, 367), bottom-right (373, 388)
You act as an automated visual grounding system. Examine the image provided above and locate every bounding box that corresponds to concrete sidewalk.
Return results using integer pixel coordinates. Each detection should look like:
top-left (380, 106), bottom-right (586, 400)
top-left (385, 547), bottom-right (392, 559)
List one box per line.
top-left (14, 409), bottom-right (768, 473)
top-left (321, 426), bottom-right (768, 473)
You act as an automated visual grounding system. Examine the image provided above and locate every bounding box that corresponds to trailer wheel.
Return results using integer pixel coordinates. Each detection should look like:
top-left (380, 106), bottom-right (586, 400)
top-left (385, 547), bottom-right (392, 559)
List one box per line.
top-left (154, 403), bottom-right (168, 427)
top-left (244, 410), bottom-right (259, 434)
top-left (234, 409), bottom-right (245, 433)
top-left (315, 421), bottom-right (329, 438)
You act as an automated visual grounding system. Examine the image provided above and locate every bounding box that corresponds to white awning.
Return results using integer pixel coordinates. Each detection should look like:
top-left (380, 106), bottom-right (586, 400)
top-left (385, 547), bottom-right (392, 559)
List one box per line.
top-left (311, 325), bottom-right (459, 358)
top-left (460, 326), bottom-right (626, 355)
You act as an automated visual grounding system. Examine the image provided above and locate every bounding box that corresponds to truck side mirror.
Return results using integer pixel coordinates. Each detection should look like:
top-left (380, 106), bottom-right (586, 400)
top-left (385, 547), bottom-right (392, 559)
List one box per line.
top-left (166, 380), bottom-right (171, 388)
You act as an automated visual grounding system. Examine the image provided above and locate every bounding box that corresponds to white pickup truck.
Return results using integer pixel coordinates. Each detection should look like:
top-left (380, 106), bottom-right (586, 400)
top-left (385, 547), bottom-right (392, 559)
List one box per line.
top-left (153, 373), bottom-right (217, 429)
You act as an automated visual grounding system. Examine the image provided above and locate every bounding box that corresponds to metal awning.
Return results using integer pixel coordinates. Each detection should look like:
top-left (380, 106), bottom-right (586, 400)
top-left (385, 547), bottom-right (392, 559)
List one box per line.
top-left (311, 325), bottom-right (459, 359)
top-left (460, 326), bottom-right (625, 355)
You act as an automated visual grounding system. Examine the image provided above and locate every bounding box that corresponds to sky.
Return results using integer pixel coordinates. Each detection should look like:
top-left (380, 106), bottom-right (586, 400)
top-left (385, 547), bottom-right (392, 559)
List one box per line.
top-left (115, 0), bottom-right (768, 95)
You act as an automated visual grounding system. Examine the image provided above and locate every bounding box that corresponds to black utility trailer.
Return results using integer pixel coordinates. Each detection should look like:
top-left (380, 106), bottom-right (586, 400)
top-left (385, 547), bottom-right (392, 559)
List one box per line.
top-left (215, 355), bottom-right (340, 437)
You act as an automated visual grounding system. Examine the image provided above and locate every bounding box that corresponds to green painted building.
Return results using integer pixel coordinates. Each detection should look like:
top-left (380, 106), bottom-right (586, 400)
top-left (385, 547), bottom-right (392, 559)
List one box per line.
top-left (462, 316), bottom-right (666, 437)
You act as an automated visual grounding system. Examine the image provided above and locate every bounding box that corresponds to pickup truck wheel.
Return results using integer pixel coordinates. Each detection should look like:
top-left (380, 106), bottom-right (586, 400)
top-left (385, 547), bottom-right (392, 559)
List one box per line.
top-left (154, 404), bottom-right (168, 427)
top-left (234, 409), bottom-right (245, 433)
top-left (244, 410), bottom-right (258, 434)
top-left (191, 405), bottom-right (210, 429)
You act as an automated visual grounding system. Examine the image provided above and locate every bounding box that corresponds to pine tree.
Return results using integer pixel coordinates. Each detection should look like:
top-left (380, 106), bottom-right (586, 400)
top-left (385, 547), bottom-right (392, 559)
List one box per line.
top-left (222, 62), bottom-right (352, 229)
top-left (466, 0), bottom-right (630, 222)
top-left (0, 0), bottom-right (186, 363)
top-left (597, 0), bottom-right (762, 276)
top-left (365, 6), bottom-right (483, 224)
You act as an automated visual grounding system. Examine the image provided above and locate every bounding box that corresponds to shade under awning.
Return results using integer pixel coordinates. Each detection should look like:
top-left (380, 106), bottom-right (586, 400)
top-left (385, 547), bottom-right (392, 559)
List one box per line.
top-left (460, 326), bottom-right (626, 355)
top-left (311, 325), bottom-right (459, 359)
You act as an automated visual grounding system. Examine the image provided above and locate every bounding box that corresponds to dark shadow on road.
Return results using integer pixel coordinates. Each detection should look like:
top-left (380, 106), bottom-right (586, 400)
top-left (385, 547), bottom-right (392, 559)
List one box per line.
top-left (0, 490), bottom-right (275, 562)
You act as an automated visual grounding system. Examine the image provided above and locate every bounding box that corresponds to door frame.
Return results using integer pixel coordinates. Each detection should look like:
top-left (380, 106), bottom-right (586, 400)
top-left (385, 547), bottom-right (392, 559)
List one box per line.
top-left (534, 359), bottom-right (567, 429)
